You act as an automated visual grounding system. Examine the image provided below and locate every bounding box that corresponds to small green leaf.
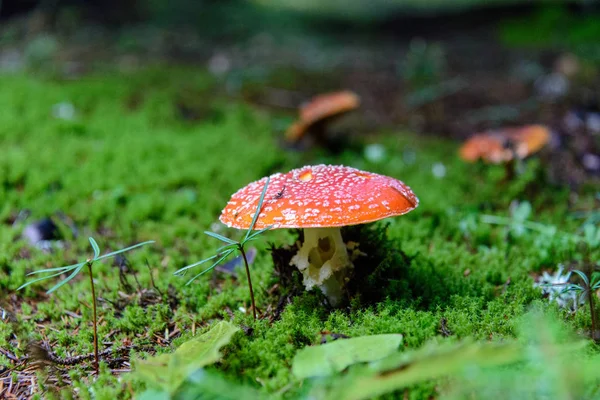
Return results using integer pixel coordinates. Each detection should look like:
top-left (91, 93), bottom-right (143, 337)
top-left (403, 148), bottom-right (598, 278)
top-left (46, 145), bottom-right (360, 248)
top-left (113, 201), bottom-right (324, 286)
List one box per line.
top-left (292, 334), bottom-right (403, 379)
top-left (315, 341), bottom-right (527, 400)
top-left (133, 321), bottom-right (240, 394)
top-left (203, 231), bottom-right (237, 245)
top-left (25, 262), bottom-right (84, 275)
top-left (174, 248), bottom-right (235, 277)
top-left (136, 389), bottom-right (171, 400)
top-left (185, 250), bottom-right (234, 285)
top-left (96, 240), bottom-right (154, 261)
top-left (175, 369), bottom-right (265, 400)
top-left (17, 263), bottom-right (85, 290)
top-left (89, 237), bottom-right (101, 259)
top-left (560, 284), bottom-right (583, 294)
top-left (572, 270), bottom-right (590, 287)
top-left (590, 272), bottom-right (600, 290)
top-left (46, 263), bottom-right (86, 294)
top-left (174, 254), bottom-right (220, 276)
top-left (244, 226), bottom-right (273, 243)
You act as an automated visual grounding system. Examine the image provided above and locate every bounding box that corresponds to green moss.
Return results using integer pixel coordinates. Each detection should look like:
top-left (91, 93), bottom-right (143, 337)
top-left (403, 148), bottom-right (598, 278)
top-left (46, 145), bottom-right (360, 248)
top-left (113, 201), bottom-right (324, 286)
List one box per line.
top-left (0, 67), bottom-right (597, 399)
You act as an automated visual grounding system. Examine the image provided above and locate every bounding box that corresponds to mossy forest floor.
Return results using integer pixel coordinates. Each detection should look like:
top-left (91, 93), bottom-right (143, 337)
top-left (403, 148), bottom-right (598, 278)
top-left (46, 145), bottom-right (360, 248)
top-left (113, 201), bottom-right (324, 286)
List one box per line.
top-left (0, 17), bottom-right (599, 398)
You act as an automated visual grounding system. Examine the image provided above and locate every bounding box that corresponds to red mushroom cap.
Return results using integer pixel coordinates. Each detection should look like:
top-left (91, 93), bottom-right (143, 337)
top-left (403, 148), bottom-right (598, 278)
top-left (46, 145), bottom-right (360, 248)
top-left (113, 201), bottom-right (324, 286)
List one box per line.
top-left (220, 165), bottom-right (419, 230)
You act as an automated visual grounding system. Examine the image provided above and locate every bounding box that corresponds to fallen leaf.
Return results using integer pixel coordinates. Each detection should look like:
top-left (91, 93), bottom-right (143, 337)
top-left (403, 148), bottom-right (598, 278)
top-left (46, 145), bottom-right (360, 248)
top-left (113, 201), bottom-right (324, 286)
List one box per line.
top-left (292, 333), bottom-right (402, 379)
top-left (133, 321), bottom-right (240, 394)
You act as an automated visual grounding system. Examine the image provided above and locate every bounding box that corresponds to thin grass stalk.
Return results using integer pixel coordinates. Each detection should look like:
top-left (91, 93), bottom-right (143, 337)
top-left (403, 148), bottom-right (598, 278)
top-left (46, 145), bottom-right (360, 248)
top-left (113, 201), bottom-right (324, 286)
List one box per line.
top-left (87, 262), bottom-right (99, 374)
top-left (588, 288), bottom-right (598, 340)
top-left (239, 245), bottom-right (257, 320)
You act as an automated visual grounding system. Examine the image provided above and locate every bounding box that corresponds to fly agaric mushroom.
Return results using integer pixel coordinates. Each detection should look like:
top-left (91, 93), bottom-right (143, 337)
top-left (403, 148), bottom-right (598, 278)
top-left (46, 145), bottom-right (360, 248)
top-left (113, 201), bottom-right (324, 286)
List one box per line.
top-left (459, 124), bottom-right (551, 164)
top-left (219, 165), bottom-right (418, 306)
top-left (285, 91), bottom-right (360, 144)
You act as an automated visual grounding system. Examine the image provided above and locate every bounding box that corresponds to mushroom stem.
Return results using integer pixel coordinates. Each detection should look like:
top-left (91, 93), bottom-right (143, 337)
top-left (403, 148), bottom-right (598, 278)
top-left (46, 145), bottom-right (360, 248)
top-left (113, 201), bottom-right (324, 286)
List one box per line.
top-left (290, 227), bottom-right (353, 306)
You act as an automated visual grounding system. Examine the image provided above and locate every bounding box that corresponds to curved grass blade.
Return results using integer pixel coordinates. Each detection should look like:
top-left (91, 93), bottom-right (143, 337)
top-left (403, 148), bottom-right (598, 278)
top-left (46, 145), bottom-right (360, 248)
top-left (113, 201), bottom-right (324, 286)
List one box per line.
top-left (96, 240), bottom-right (155, 261)
top-left (174, 248), bottom-right (235, 276)
top-left (174, 254), bottom-right (220, 276)
top-left (245, 226), bottom-right (273, 242)
top-left (572, 270), bottom-right (590, 287)
top-left (560, 284), bottom-right (583, 294)
top-left (46, 263), bottom-right (86, 294)
top-left (204, 231), bottom-right (237, 245)
top-left (591, 273), bottom-right (600, 290)
top-left (89, 237), bottom-right (101, 259)
top-left (25, 262), bottom-right (84, 275)
top-left (244, 177), bottom-right (270, 242)
top-left (17, 263), bottom-right (85, 290)
top-left (185, 250), bottom-right (234, 285)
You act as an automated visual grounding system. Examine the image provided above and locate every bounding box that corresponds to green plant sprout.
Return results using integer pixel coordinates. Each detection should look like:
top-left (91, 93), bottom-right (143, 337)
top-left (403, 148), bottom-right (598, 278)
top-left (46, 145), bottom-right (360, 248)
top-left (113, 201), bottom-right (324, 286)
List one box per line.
top-left (174, 178), bottom-right (271, 320)
top-left (18, 237), bottom-right (154, 375)
top-left (551, 269), bottom-right (600, 340)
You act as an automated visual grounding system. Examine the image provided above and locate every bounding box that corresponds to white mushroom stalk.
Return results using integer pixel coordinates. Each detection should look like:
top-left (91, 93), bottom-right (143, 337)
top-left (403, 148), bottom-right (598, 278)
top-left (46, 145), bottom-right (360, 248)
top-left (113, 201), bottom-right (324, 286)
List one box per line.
top-left (290, 227), bottom-right (351, 306)
top-left (219, 165), bottom-right (419, 307)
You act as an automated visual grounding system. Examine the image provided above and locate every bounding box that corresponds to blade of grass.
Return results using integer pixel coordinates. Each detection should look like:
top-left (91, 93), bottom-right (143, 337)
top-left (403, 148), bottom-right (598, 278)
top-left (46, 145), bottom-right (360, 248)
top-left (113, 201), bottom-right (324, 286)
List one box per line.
top-left (89, 237), bottom-right (101, 259)
top-left (17, 264), bottom-right (85, 290)
top-left (174, 248), bottom-right (236, 276)
top-left (245, 226), bottom-right (273, 242)
top-left (204, 231), bottom-right (237, 245)
top-left (185, 250), bottom-right (235, 285)
top-left (560, 284), bottom-right (583, 294)
top-left (46, 264), bottom-right (86, 294)
top-left (572, 270), bottom-right (590, 287)
top-left (96, 240), bottom-right (155, 261)
top-left (244, 177), bottom-right (270, 242)
top-left (26, 262), bottom-right (83, 275)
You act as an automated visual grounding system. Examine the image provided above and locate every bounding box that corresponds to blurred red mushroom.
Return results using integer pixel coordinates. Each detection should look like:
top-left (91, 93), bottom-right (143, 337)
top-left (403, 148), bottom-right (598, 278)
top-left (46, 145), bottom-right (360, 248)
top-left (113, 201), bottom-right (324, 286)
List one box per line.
top-left (220, 165), bottom-right (418, 306)
top-left (459, 124), bottom-right (551, 164)
top-left (285, 91), bottom-right (361, 144)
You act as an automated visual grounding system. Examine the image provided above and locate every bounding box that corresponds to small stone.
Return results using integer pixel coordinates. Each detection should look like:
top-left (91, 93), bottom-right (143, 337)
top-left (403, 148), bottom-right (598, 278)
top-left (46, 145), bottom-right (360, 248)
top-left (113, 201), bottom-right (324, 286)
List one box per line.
top-left (363, 143), bottom-right (386, 163)
top-left (534, 72), bottom-right (569, 101)
top-left (208, 53), bottom-right (231, 76)
top-left (52, 102), bottom-right (76, 121)
top-left (432, 162), bottom-right (446, 178)
top-left (22, 218), bottom-right (60, 245)
top-left (22, 218), bottom-right (64, 251)
top-left (586, 113), bottom-right (600, 134)
top-left (582, 153), bottom-right (600, 173)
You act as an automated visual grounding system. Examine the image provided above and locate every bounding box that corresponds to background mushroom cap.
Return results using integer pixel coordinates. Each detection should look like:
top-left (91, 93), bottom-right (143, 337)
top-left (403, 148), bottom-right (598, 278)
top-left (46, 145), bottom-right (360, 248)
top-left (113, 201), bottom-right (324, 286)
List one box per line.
top-left (299, 91), bottom-right (360, 122)
top-left (513, 124), bottom-right (550, 157)
top-left (459, 133), bottom-right (510, 163)
top-left (220, 164), bottom-right (418, 230)
top-left (284, 91), bottom-right (361, 142)
top-left (459, 124), bottom-right (550, 163)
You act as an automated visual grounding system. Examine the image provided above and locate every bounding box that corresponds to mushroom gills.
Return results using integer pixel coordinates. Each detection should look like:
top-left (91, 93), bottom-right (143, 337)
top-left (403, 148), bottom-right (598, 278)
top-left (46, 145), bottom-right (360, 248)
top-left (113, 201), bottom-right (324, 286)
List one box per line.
top-left (290, 227), bottom-right (353, 306)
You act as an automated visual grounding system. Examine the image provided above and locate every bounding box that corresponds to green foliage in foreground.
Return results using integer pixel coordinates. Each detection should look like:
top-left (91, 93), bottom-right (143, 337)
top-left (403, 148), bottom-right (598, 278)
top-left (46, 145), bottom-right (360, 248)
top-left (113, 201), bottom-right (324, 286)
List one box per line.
top-left (132, 310), bottom-right (600, 400)
top-left (0, 67), bottom-right (597, 399)
top-left (134, 321), bottom-right (241, 396)
top-left (292, 333), bottom-right (403, 379)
